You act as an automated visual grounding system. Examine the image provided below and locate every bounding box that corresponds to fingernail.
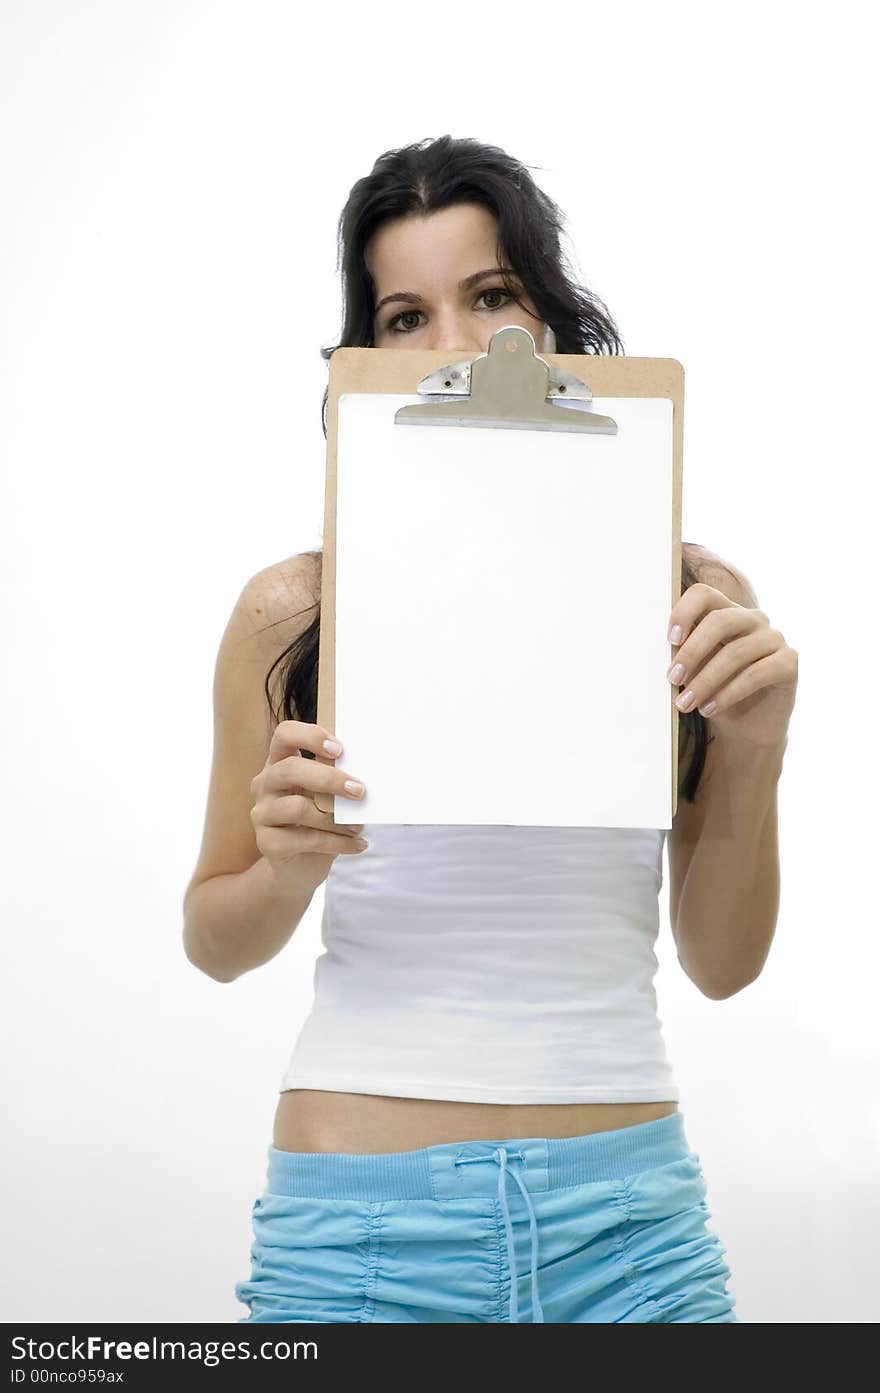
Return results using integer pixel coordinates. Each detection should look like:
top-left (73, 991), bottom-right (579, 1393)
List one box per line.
top-left (323, 739), bottom-right (343, 756)
top-left (669, 624), bottom-right (683, 645)
top-left (344, 779), bottom-right (365, 796)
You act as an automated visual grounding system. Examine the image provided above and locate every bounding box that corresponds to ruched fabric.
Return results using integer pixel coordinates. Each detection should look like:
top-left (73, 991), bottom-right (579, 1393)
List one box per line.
top-left (234, 1112), bottom-right (739, 1324)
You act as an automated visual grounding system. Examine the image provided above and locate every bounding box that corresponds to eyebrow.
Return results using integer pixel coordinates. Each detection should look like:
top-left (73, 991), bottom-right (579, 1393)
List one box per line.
top-left (374, 267), bottom-right (520, 318)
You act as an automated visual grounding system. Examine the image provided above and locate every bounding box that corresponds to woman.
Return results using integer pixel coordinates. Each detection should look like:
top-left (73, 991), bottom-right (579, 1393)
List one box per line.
top-left (183, 135), bottom-right (796, 1323)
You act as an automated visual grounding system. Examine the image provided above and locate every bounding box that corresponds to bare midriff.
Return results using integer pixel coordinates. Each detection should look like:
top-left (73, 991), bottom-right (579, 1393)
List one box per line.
top-left (273, 1089), bottom-right (679, 1155)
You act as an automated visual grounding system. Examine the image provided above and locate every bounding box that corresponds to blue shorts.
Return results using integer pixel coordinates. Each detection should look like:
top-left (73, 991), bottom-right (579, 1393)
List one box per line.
top-left (234, 1111), bottom-right (738, 1323)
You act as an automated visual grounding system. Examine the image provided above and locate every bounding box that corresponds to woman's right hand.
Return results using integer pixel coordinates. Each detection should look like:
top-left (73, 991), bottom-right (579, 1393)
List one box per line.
top-left (250, 721), bottom-right (368, 886)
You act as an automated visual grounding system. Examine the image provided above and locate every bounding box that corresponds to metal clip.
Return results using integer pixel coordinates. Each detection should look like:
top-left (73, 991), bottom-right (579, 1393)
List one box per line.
top-left (395, 325), bottom-right (618, 434)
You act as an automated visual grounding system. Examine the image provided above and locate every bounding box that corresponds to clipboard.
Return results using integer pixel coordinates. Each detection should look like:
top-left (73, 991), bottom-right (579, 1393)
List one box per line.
top-left (314, 326), bottom-right (684, 829)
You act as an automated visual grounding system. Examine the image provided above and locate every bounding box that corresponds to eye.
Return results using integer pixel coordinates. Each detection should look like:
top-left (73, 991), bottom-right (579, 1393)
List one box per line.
top-left (385, 286), bottom-right (518, 334)
top-left (479, 287), bottom-right (513, 311)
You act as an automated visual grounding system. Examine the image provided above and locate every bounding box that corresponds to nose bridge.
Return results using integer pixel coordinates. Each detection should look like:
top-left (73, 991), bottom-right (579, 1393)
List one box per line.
top-left (425, 300), bottom-right (485, 351)
top-left (429, 325), bottom-right (483, 352)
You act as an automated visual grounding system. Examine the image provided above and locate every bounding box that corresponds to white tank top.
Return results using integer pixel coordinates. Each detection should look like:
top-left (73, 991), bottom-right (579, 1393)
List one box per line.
top-left (279, 822), bottom-right (679, 1104)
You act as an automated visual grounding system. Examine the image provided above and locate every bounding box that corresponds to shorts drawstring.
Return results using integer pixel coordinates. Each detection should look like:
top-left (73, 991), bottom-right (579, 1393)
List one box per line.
top-left (455, 1147), bottom-right (545, 1323)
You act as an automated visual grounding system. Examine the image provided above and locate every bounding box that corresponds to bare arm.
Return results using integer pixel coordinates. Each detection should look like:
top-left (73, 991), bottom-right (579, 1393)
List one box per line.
top-left (183, 856), bottom-right (324, 983)
top-left (672, 735), bottom-right (785, 998)
top-left (668, 547), bottom-right (789, 998)
top-left (181, 552), bottom-right (366, 982)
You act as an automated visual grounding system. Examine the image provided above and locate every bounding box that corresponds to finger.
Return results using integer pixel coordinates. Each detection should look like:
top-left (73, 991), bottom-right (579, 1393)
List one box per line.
top-left (692, 651), bottom-right (789, 720)
top-left (259, 825), bottom-right (369, 861)
top-left (266, 719), bottom-right (345, 766)
top-left (668, 582), bottom-right (738, 650)
top-left (266, 752), bottom-right (367, 804)
top-left (258, 791), bottom-right (365, 835)
top-left (668, 604), bottom-right (765, 680)
top-left (671, 630), bottom-right (782, 713)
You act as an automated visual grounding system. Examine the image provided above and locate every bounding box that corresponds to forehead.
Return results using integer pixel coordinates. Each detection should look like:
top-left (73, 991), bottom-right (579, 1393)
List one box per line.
top-left (365, 203), bottom-right (503, 290)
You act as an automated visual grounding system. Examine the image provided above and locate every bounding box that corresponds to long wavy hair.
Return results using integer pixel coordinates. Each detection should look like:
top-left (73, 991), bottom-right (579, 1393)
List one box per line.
top-left (264, 134), bottom-right (713, 803)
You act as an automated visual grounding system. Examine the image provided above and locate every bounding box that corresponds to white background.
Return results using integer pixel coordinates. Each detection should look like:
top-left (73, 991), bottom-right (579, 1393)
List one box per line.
top-left (2, 0), bottom-right (877, 1324)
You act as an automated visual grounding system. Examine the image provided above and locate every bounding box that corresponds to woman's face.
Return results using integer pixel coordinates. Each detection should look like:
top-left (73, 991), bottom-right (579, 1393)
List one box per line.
top-left (366, 202), bottom-right (556, 355)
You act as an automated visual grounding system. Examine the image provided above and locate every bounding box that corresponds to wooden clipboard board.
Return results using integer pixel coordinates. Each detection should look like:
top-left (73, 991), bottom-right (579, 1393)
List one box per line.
top-left (314, 328), bottom-right (684, 825)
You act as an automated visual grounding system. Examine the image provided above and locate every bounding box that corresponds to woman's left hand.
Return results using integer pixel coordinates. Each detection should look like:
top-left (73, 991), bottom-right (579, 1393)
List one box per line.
top-left (667, 584), bottom-right (798, 750)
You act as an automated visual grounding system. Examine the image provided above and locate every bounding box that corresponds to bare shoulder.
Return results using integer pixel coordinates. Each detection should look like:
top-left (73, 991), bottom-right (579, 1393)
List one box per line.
top-left (238, 549), bottom-right (322, 655)
top-left (681, 541), bottom-right (759, 607)
top-left (681, 540), bottom-right (723, 581)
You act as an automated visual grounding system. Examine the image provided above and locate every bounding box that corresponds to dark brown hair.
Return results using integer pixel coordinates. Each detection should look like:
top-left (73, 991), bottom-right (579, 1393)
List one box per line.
top-left (264, 135), bottom-right (713, 802)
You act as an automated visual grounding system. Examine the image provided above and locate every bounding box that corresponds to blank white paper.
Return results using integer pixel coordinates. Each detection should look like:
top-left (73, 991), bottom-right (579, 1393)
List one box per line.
top-left (332, 392), bottom-right (675, 829)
